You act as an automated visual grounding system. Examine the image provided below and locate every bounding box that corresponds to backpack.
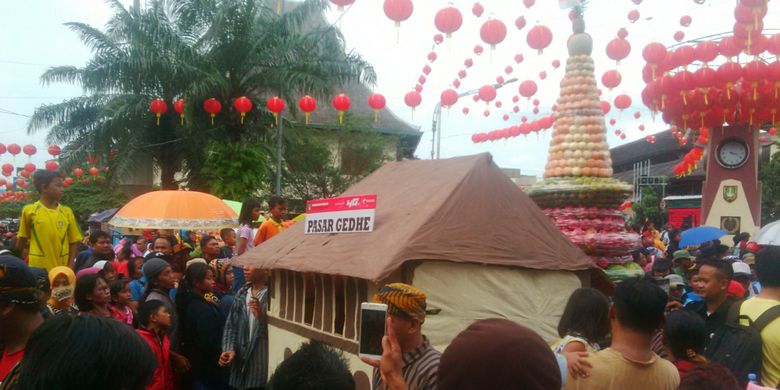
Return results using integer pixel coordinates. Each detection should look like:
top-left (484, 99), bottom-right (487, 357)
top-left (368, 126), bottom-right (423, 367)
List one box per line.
top-left (704, 300), bottom-right (780, 385)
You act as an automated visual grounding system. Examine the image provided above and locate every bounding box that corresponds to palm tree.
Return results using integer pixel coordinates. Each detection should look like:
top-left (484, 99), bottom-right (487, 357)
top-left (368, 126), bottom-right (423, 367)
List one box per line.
top-left (28, 0), bottom-right (375, 191)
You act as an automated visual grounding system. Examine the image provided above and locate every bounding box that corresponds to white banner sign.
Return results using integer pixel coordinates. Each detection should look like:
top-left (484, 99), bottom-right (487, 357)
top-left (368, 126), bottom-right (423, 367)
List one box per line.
top-left (304, 194), bottom-right (376, 234)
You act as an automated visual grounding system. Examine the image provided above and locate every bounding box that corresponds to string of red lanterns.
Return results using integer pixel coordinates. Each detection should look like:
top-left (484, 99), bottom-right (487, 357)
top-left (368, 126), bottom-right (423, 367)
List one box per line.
top-left (471, 115), bottom-right (554, 143)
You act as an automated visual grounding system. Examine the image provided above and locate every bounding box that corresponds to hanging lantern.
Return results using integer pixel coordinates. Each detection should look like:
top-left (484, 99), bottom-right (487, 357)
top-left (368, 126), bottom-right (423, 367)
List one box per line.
top-left (433, 34), bottom-right (444, 45)
top-left (514, 53), bottom-right (524, 63)
top-left (266, 97), bottom-right (285, 125)
top-left (434, 6), bottom-right (463, 39)
top-left (1, 164), bottom-right (12, 176)
top-left (383, 0), bottom-right (414, 27)
top-left (478, 85), bottom-right (497, 104)
top-left (7, 144), bottom-right (20, 157)
top-left (329, 0), bottom-right (354, 11)
top-left (519, 80), bottom-right (538, 99)
top-left (368, 93), bottom-right (386, 122)
top-left (89, 167), bottom-right (99, 177)
top-left (404, 91), bottom-right (422, 116)
top-left (440, 89), bottom-right (459, 108)
top-left (332, 94), bottom-right (351, 124)
top-left (0, 144), bottom-right (5, 155)
top-left (618, 28), bottom-right (629, 39)
top-left (601, 101), bottom-right (611, 114)
top-left (480, 18), bottom-right (507, 50)
top-left (149, 98), bottom-right (168, 126)
top-left (674, 31), bottom-right (685, 42)
top-left (680, 15), bottom-right (692, 27)
top-left (515, 16), bottom-right (526, 30)
top-left (20, 171), bottom-right (30, 179)
top-left (473, 45), bottom-right (484, 56)
top-left (552, 59), bottom-right (561, 69)
top-left (628, 9), bottom-right (640, 23)
top-left (526, 25), bottom-right (553, 54)
top-left (602, 70), bottom-right (622, 90)
top-left (464, 58), bottom-right (473, 68)
top-left (45, 161), bottom-right (59, 171)
top-left (73, 168), bottom-right (84, 178)
top-left (172, 99), bottom-right (185, 125)
top-left (642, 42), bottom-right (668, 80)
top-left (743, 60), bottom-right (768, 101)
top-left (63, 177), bottom-right (74, 187)
top-left (23, 163), bottom-right (35, 172)
top-left (203, 98), bottom-right (222, 125)
top-left (427, 52), bottom-right (437, 62)
top-left (422, 65), bottom-right (431, 75)
top-left (233, 96), bottom-right (253, 124)
top-left (298, 96), bottom-right (317, 125)
top-left (472, 2), bottom-right (484, 17)
top-left (614, 94), bottom-right (632, 111)
top-left (22, 145), bottom-right (36, 158)
top-left (47, 145), bottom-right (61, 157)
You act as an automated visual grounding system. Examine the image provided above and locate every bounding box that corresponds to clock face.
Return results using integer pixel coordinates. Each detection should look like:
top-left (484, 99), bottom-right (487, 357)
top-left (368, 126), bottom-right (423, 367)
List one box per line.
top-left (717, 139), bottom-right (749, 169)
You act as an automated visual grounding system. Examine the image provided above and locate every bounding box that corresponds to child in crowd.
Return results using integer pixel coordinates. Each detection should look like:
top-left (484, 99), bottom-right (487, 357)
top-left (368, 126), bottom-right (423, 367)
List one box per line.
top-left (663, 310), bottom-right (709, 378)
top-left (552, 288), bottom-right (611, 378)
top-left (110, 279), bottom-right (134, 326)
top-left (253, 196), bottom-right (287, 246)
top-left (218, 228), bottom-right (237, 259)
top-left (128, 256), bottom-right (146, 302)
top-left (74, 273), bottom-right (112, 318)
top-left (93, 260), bottom-right (118, 282)
top-left (47, 266), bottom-right (78, 315)
top-left (136, 300), bottom-right (176, 390)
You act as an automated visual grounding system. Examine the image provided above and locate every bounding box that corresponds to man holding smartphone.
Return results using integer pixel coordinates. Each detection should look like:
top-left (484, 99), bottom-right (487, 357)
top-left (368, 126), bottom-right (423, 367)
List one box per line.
top-left (362, 283), bottom-right (440, 390)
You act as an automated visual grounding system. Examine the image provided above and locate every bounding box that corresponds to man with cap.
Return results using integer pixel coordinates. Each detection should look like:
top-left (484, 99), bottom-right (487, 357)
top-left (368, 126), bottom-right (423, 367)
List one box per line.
top-left (742, 252), bottom-right (761, 295)
top-left (0, 255), bottom-right (44, 386)
top-left (672, 250), bottom-right (694, 279)
top-left (732, 261), bottom-right (754, 298)
top-left (362, 283), bottom-right (440, 390)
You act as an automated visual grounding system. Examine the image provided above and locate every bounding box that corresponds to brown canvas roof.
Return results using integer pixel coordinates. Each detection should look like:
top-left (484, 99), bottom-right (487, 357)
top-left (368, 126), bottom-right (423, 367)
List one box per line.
top-left (239, 153), bottom-right (595, 282)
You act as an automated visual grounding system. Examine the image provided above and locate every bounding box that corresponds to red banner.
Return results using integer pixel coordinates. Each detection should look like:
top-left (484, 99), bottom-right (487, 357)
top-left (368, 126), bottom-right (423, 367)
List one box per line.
top-left (668, 208), bottom-right (700, 229)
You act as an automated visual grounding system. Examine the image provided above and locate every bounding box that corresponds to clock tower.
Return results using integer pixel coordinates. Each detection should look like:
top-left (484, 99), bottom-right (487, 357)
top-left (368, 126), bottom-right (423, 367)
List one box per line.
top-left (701, 126), bottom-right (761, 238)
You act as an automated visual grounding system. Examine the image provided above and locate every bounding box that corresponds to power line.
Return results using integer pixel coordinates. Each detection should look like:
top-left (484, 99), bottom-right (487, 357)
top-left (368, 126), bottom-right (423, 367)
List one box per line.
top-left (0, 108), bottom-right (31, 118)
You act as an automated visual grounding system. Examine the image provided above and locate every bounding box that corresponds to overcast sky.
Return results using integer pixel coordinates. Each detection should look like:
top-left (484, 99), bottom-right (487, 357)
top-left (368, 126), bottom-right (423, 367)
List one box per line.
top-left (1, 0), bottom-right (776, 177)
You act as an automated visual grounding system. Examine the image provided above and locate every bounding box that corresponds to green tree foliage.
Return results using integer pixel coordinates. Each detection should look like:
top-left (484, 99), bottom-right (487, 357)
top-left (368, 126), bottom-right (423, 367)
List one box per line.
top-left (760, 150), bottom-right (780, 224)
top-left (631, 186), bottom-right (664, 227)
top-left (200, 142), bottom-right (274, 201)
top-left (61, 183), bottom-right (128, 224)
top-left (28, 0), bottom-right (375, 191)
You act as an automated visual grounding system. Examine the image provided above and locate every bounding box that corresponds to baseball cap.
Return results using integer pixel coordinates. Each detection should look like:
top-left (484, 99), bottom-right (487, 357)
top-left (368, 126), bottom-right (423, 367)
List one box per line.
top-left (664, 274), bottom-right (686, 288)
top-left (673, 250), bottom-right (692, 261)
top-left (145, 251), bottom-right (172, 263)
top-left (0, 255), bottom-right (39, 306)
top-left (732, 261), bottom-right (751, 278)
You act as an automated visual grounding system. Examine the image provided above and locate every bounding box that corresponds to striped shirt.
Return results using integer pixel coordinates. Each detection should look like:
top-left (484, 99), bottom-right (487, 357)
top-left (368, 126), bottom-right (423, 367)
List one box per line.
top-left (373, 336), bottom-right (440, 390)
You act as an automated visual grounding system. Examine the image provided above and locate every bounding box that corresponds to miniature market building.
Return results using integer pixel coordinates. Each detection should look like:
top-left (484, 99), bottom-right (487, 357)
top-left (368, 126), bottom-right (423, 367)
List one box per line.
top-left (240, 153), bottom-right (605, 389)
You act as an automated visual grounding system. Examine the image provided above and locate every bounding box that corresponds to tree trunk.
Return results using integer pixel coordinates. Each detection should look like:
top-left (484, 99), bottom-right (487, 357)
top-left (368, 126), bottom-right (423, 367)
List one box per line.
top-left (160, 164), bottom-right (177, 190)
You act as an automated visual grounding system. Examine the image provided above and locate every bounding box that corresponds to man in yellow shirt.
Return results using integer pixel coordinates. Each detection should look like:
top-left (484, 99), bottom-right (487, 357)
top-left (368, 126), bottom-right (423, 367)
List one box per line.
top-left (564, 277), bottom-right (679, 390)
top-left (16, 170), bottom-right (82, 270)
top-left (739, 247), bottom-right (780, 387)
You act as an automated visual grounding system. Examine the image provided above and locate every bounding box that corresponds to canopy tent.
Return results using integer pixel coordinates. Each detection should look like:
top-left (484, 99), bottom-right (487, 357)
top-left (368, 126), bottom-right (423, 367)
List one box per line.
top-left (240, 153), bottom-right (599, 282)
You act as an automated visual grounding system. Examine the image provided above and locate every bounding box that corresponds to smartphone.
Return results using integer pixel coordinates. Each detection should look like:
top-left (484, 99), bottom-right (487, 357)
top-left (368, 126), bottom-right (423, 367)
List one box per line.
top-left (359, 302), bottom-right (388, 360)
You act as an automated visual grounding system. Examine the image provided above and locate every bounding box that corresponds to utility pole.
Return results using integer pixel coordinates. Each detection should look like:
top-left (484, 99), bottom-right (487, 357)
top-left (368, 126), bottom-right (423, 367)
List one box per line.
top-left (431, 77), bottom-right (518, 159)
top-left (274, 0), bottom-right (285, 196)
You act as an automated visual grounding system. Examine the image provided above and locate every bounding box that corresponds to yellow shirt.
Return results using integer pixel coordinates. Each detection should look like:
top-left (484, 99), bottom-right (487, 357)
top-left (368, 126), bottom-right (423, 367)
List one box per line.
top-left (564, 347), bottom-right (679, 390)
top-left (740, 297), bottom-right (780, 387)
top-left (18, 201), bottom-right (82, 270)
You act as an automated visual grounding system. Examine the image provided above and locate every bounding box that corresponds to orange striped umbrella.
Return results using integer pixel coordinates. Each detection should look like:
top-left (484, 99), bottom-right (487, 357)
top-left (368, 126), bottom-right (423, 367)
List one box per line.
top-left (110, 190), bottom-right (238, 230)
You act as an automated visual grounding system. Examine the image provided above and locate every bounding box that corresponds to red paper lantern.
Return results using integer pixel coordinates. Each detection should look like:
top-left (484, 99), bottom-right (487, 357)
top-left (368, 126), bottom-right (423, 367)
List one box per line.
top-left (266, 97), bottom-right (285, 125)
top-left (45, 161), bottom-right (59, 171)
top-left (526, 25), bottom-right (553, 54)
top-left (383, 0), bottom-right (413, 26)
top-left (434, 6), bottom-right (462, 38)
top-left (480, 19), bottom-right (507, 49)
top-left (404, 91), bottom-right (422, 115)
top-left (539, 71), bottom-right (547, 80)
top-left (743, 60), bottom-right (768, 100)
top-left (462, 107), bottom-right (470, 115)
top-left (453, 79), bottom-right (461, 88)
top-left (719, 36), bottom-right (744, 58)
top-left (680, 15), bottom-right (692, 27)
top-left (473, 45), bottom-right (484, 55)
top-left (602, 70), bottom-right (622, 90)
top-left (515, 16), bottom-right (526, 30)
top-left (422, 65), bottom-right (431, 75)
top-left (601, 101), bottom-right (611, 114)
top-left (674, 31), bottom-right (685, 42)
top-left (505, 66), bottom-right (513, 74)
top-left (7, 144), bottom-right (20, 156)
top-left (552, 59), bottom-right (561, 69)
top-left (628, 9), bottom-right (640, 23)
top-left (22, 145), bottom-right (36, 157)
top-left (203, 98), bottom-right (222, 125)
top-left (478, 85), bottom-right (497, 103)
top-left (23, 163), bottom-right (35, 172)
top-left (0, 144), bottom-right (5, 155)
top-left (330, 0), bottom-right (354, 11)
top-left (63, 177), bottom-right (73, 187)
top-left (332, 94), bottom-right (351, 124)
top-left (617, 28), bottom-right (629, 39)
top-left (368, 93), bottom-right (386, 122)
top-left (149, 98), bottom-right (168, 126)
top-left (298, 96), bottom-right (317, 124)
top-left (519, 80), bottom-right (538, 99)
top-left (47, 145), bottom-right (61, 157)
top-left (614, 94), bottom-right (632, 110)
top-left (439, 89), bottom-right (458, 108)
top-left (1, 164), bottom-right (13, 175)
top-left (768, 34), bottom-right (780, 56)
top-left (514, 53), bottom-right (524, 63)
top-left (89, 167), bottom-right (99, 177)
top-left (73, 168), bottom-right (84, 178)
top-left (427, 52), bottom-right (437, 62)
top-left (523, 0), bottom-right (535, 8)
top-left (768, 127), bottom-right (778, 136)
top-left (642, 42), bottom-right (667, 63)
top-left (232, 96), bottom-right (253, 124)
top-left (173, 99), bottom-right (185, 124)
top-left (458, 70), bottom-right (467, 79)
top-left (81, 178), bottom-right (90, 185)
top-left (694, 41), bottom-right (719, 64)
top-left (472, 3), bottom-right (484, 17)
top-left (20, 171), bottom-right (30, 179)
top-left (433, 34), bottom-right (444, 44)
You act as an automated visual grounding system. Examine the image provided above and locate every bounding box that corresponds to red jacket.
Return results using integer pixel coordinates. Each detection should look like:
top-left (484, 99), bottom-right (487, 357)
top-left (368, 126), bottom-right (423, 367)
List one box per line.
top-left (136, 329), bottom-right (174, 390)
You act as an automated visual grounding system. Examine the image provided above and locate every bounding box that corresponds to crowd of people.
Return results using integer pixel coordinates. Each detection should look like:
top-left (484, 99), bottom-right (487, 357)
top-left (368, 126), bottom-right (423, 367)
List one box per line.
top-left (1, 170), bottom-right (779, 390)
